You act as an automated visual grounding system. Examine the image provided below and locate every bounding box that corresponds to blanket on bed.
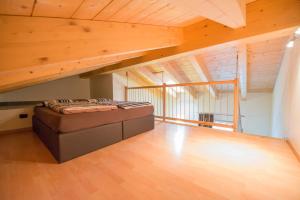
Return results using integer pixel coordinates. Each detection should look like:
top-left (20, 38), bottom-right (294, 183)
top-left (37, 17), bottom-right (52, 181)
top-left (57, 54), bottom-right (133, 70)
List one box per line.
top-left (44, 98), bottom-right (152, 114)
top-left (115, 101), bottom-right (152, 109)
top-left (96, 98), bottom-right (152, 109)
top-left (44, 99), bottom-right (117, 114)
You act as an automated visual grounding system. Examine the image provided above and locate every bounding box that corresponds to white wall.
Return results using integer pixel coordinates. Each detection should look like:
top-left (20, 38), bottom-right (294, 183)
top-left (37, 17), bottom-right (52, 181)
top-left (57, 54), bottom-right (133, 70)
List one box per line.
top-left (0, 75), bottom-right (90, 101)
top-left (90, 74), bottom-right (113, 99)
top-left (0, 75), bottom-right (90, 132)
top-left (272, 39), bottom-right (300, 154)
top-left (113, 73), bottom-right (126, 101)
top-left (0, 107), bottom-right (33, 132)
top-left (203, 91), bottom-right (273, 136)
top-left (240, 92), bottom-right (272, 136)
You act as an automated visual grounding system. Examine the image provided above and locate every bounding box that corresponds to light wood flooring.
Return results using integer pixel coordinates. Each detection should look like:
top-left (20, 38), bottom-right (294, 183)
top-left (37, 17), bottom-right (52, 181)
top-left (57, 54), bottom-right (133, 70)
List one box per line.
top-left (1, 122), bottom-right (300, 200)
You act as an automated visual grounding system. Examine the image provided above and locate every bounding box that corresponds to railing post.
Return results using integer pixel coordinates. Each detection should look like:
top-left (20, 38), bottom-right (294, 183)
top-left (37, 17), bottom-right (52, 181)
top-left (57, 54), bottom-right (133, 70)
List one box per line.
top-left (125, 86), bottom-right (128, 101)
top-left (233, 79), bottom-right (239, 132)
top-left (162, 83), bottom-right (166, 121)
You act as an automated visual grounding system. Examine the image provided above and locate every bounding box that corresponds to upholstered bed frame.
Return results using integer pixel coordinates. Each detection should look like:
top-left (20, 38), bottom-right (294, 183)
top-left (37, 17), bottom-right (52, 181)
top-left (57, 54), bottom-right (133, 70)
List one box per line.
top-left (32, 114), bottom-right (154, 163)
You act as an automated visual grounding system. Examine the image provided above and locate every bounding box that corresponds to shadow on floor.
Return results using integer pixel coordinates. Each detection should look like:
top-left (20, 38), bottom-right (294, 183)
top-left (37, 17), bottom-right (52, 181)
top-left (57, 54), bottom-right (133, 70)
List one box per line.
top-left (0, 131), bottom-right (57, 164)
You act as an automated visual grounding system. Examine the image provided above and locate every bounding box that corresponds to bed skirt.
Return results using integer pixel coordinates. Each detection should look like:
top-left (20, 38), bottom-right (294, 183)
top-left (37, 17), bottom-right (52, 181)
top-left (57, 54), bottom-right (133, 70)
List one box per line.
top-left (32, 114), bottom-right (154, 163)
top-left (123, 115), bottom-right (154, 139)
top-left (32, 116), bottom-right (122, 163)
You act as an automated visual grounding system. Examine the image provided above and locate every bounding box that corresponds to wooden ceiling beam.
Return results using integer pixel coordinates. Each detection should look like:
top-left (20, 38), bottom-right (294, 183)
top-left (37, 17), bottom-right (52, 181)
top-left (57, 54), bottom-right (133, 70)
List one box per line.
top-left (128, 66), bottom-right (184, 100)
top-left (182, 0), bottom-right (299, 52)
top-left (189, 56), bottom-right (216, 97)
top-left (0, 15), bottom-right (182, 92)
top-left (0, 52), bottom-right (143, 93)
top-left (83, 0), bottom-right (300, 76)
top-left (80, 54), bottom-right (146, 78)
top-left (237, 44), bottom-right (248, 99)
top-left (136, 66), bottom-right (163, 85)
top-left (1, 0), bottom-right (299, 93)
top-left (127, 70), bottom-right (155, 87)
top-left (162, 61), bottom-right (198, 98)
top-left (163, 61), bottom-right (190, 84)
top-left (0, 15), bottom-right (182, 71)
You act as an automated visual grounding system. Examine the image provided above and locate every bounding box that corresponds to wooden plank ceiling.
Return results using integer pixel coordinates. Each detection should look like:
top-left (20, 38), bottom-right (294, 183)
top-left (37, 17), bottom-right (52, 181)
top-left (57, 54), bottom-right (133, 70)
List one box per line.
top-left (1, 0), bottom-right (300, 94)
top-left (247, 36), bottom-right (289, 92)
top-left (126, 35), bottom-right (290, 94)
top-left (0, 0), bottom-right (256, 27)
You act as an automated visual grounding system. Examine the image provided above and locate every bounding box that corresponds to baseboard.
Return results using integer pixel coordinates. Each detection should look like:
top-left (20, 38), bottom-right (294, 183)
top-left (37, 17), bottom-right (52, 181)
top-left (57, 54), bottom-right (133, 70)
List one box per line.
top-left (0, 127), bottom-right (32, 135)
top-left (286, 139), bottom-right (300, 162)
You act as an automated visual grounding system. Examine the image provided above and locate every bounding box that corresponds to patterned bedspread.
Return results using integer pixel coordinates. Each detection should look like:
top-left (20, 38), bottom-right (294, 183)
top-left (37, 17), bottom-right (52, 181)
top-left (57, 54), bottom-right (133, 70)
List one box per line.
top-left (115, 101), bottom-right (152, 109)
top-left (44, 99), bottom-right (117, 114)
top-left (43, 98), bottom-right (151, 114)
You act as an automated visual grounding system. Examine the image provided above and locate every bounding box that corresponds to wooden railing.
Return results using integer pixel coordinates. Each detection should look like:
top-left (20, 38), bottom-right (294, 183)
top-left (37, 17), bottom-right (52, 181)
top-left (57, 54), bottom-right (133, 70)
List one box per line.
top-left (125, 79), bottom-right (239, 131)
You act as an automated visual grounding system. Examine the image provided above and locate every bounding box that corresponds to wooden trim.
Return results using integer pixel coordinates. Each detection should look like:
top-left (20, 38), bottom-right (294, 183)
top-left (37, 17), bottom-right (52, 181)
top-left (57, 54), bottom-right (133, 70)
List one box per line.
top-left (124, 86), bottom-right (128, 101)
top-left (155, 116), bottom-right (234, 129)
top-left (162, 83), bottom-right (166, 121)
top-left (286, 139), bottom-right (300, 163)
top-left (127, 80), bottom-right (235, 89)
top-left (155, 119), bottom-right (212, 128)
top-left (233, 78), bottom-right (239, 132)
top-left (128, 85), bottom-right (163, 89)
top-left (0, 127), bottom-right (32, 135)
top-left (165, 80), bottom-right (236, 87)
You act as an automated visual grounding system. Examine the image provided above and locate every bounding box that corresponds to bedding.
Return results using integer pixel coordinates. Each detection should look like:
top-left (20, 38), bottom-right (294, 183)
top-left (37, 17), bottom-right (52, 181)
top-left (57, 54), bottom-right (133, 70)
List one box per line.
top-left (49, 103), bottom-right (117, 114)
top-left (43, 98), bottom-right (150, 114)
top-left (44, 98), bottom-right (117, 114)
top-left (116, 101), bottom-right (152, 109)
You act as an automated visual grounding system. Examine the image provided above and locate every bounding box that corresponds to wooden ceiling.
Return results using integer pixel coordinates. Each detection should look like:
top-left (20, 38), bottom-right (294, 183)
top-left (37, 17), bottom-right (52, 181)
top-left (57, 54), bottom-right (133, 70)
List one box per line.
top-left (248, 36), bottom-right (289, 91)
top-left (129, 35), bottom-right (290, 95)
top-left (0, 0), bottom-right (256, 27)
top-left (0, 0), bottom-right (300, 95)
top-left (199, 47), bottom-right (238, 81)
top-left (109, 30), bottom-right (293, 100)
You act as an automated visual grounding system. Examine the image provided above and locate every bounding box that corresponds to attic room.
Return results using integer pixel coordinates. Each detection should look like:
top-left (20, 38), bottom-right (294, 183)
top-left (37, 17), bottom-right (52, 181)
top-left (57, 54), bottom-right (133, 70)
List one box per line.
top-left (0, 0), bottom-right (300, 199)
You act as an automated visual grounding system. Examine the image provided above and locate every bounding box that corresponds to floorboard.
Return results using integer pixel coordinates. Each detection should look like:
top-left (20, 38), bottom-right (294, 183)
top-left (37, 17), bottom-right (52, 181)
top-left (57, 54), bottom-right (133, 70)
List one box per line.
top-left (0, 122), bottom-right (300, 200)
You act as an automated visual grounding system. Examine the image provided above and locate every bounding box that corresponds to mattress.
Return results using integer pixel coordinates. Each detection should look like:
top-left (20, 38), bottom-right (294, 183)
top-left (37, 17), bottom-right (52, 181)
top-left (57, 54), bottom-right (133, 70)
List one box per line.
top-left (34, 106), bottom-right (154, 133)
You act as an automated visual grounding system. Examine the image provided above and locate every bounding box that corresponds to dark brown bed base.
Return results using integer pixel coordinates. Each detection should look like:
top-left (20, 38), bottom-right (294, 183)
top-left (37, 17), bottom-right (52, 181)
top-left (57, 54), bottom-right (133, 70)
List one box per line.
top-left (32, 115), bottom-right (154, 163)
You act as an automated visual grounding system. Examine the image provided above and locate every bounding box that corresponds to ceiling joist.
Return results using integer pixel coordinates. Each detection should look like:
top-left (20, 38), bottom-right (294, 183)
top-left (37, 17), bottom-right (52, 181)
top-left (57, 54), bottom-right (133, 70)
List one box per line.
top-left (137, 66), bottom-right (164, 85)
top-left (0, 52), bottom-right (144, 93)
top-left (0, 0), bottom-right (299, 94)
top-left (188, 56), bottom-right (216, 97)
top-left (128, 70), bottom-right (156, 87)
top-left (0, 16), bottom-right (182, 92)
top-left (82, 0), bottom-right (300, 77)
top-left (162, 61), bottom-right (198, 98)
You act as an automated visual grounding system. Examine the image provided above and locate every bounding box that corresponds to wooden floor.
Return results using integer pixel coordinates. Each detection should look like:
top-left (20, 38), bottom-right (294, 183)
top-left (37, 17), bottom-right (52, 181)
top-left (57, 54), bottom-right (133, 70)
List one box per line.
top-left (1, 122), bottom-right (300, 200)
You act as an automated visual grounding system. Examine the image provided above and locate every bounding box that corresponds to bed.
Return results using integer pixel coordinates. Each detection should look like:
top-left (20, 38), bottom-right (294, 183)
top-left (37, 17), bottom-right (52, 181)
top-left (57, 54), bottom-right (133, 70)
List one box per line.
top-left (32, 103), bottom-right (154, 163)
